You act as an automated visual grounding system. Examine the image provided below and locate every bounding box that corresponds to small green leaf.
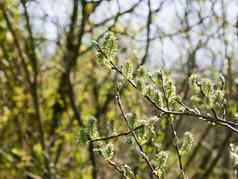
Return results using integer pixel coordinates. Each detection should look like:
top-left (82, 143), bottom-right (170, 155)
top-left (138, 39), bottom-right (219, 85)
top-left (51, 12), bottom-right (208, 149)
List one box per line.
top-left (154, 151), bottom-right (169, 177)
top-left (136, 66), bottom-right (146, 78)
top-left (179, 131), bottom-right (194, 156)
top-left (165, 78), bottom-right (176, 98)
top-left (78, 128), bottom-right (89, 144)
top-left (95, 143), bottom-right (114, 160)
top-left (189, 74), bottom-right (200, 92)
top-left (123, 62), bottom-right (134, 80)
top-left (94, 32), bottom-right (118, 68)
top-left (126, 113), bottom-right (136, 129)
top-left (88, 116), bottom-right (99, 138)
top-left (201, 78), bottom-right (214, 97)
top-left (154, 90), bottom-right (163, 107)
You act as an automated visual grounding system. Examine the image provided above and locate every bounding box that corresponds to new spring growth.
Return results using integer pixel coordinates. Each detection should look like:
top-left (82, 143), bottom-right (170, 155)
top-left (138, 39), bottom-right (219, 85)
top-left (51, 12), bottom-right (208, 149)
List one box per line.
top-left (93, 32), bottom-right (118, 68)
top-left (230, 144), bottom-right (238, 167)
top-left (154, 151), bottom-right (169, 177)
top-left (179, 131), bottom-right (194, 156)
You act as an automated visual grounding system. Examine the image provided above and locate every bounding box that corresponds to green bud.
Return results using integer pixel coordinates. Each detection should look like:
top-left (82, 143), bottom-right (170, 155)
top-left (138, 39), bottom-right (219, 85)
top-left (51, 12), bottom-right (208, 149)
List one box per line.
top-left (179, 131), bottom-right (194, 156)
top-left (123, 62), bottom-right (134, 80)
top-left (154, 151), bottom-right (169, 177)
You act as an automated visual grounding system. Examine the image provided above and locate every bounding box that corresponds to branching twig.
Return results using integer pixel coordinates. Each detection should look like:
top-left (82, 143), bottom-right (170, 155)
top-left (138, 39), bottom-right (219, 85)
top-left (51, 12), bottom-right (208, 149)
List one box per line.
top-left (91, 125), bottom-right (144, 142)
top-left (108, 61), bottom-right (238, 133)
top-left (159, 74), bottom-right (186, 179)
top-left (115, 83), bottom-right (156, 177)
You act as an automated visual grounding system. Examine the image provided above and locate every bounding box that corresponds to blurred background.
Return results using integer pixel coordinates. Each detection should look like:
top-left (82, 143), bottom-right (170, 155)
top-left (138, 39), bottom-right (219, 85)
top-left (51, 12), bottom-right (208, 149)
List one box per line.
top-left (1, 0), bottom-right (238, 178)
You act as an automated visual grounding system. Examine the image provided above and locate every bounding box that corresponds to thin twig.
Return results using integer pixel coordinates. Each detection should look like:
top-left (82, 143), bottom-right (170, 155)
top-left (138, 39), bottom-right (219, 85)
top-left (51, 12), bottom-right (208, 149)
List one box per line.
top-left (159, 74), bottom-right (186, 179)
top-left (108, 61), bottom-right (238, 133)
top-left (115, 84), bottom-right (156, 177)
top-left (90, 125), bottom-right (144, 142)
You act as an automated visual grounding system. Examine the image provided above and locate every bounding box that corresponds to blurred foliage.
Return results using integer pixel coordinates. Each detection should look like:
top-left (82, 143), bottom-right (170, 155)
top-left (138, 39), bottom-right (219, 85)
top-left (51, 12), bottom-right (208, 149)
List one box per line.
top-left (0, 0), bottom-right (238, 179)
